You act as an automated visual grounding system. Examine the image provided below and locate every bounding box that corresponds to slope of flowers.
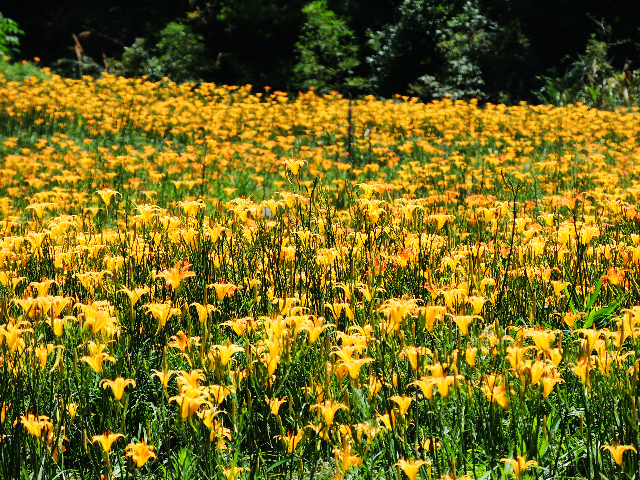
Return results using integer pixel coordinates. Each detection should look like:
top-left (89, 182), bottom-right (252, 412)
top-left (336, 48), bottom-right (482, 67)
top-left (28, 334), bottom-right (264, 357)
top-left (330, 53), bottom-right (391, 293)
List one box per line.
top-left (0, 73), bottom-right (640, 480)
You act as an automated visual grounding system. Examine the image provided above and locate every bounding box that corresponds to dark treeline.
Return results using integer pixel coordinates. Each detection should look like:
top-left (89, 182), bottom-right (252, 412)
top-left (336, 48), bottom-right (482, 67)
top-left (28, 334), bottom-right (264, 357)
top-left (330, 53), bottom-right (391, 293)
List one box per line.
top-left (3, 0), bottom-right (640, 105)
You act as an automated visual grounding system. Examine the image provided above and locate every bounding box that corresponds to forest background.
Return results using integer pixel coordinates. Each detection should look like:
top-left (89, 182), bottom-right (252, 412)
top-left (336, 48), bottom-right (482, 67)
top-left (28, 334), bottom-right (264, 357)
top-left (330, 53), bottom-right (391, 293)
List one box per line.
top-left (1, 0), bottom-right (640, 107)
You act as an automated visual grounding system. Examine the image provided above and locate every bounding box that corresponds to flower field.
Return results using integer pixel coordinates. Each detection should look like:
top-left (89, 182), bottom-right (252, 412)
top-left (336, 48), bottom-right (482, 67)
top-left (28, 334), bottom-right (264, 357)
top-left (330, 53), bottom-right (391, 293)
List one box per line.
top-left (1, 73), bottom-right (640, 480)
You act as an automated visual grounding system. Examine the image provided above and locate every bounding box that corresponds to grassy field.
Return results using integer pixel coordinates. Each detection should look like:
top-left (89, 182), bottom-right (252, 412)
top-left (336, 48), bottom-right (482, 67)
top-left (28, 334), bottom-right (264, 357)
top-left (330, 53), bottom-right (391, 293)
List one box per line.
top-left (1, 72), bottom-right (640, 480)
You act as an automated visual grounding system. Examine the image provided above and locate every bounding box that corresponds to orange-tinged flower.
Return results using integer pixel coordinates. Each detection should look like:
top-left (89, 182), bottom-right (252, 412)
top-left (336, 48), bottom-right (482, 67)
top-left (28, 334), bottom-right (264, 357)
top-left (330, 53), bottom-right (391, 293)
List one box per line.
top-left (145, 302), bottom-right (180, 332)
top-left (209, 385), bottom-right (232, 404)
top-left (525, 329), bottom-right (556, 351)
top-left (602, 444), bottom-right (636, 467)
top-left (176, 369), bottom-right (207, 391)
top-left (0, 320), bottom-right (33, 353)
top-left (96, 189), bottom-right (121, 207)
top-left (168, 330), bottom-right (200, 355)
top-left (179, 199), bottom-right (205, 217)
top-left (430, 375), bottom-right (459, 398)
top-left (284, 158), bottom-right (306, 175)
top-left (66, 402), bottom-right (78, 420)
top-left (79, 303), bottom-right (118, 336)
top-left (575, 328), bottom-right (601, 354)
top-left (221, 465), bottom-right (248, 480)
top-left (501, 455), bottom-right (537, 479)
top-left (210, 282), bottom-right (238, 301)
top-left (451, 314), bottom-right (481, 336)
top-left (467, 295), bottom-right (487, 314)
top-left (541, 375), bottom-right (564, 398)
top-left (119, 286), bottom-right (149, 307)
top-left (275, 429), bottom-right (304, 453)
top-left (81, 351), bottom-right (116, 375)
top-left (396, 458), bottom-right (429, 480)
top-left (169, 388), bottom-right (211, 419)
top-left (200, 410), bottom-right (231, 446)
top-left (151, 369), bottom-right (177, 391)
top-left (409, 377), bottom-right (436, 401)
top-left (191, 302), bottom-right (218, 323)
top-left (378, 298), bottom-right (419, 331)
top-left (100, 377), bottom-right (136, 401)
top-left (312, 400), bottom-right (348, 426)
top-left (572, 359), bottom-right (592, 384)
top-left (47, 316), bottom-right (69, 337)
top-left (550, 280), bottom-right (570, 297)
top-left (213, 341), bottom-right (245, 367)
top-left (156, 261), bottom-right (196, 290)
top-left (295, 316), bottom-right (335, 344)
top-left (401, 345), bottom-right (428, 370)
top-left (465, 346), bottom-right (478, 366)
top-left (26, 202), bottom-right (55, 221)
top-left (92, 431), bottom-right (124, 453)
top-left (1, 403), bottom-right (9, 423)
top-left (21, 413), bottom-right (53, 439)
top-left (125, 439), bottom-right (156, 468)
top-left (390, 395), bottom-right (413, 417)
top-left (265, 395), bottom-right (287, 416)
top-left (333, 443), bottom-right (363, 471)
top-left (336, 357), bottom-right (374, 380)
top-left (481, 382), bottom-right (509, 409)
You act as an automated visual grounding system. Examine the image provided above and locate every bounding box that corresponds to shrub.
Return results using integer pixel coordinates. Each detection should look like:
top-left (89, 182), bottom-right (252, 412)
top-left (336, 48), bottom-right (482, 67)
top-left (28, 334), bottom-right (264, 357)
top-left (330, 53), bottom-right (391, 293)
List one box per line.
top-left (537, 36), bottom-right (640, 109)
top-left (293, 0), bottom-right (365, 94)
top-left (0, 12), bottom-right (23, 58)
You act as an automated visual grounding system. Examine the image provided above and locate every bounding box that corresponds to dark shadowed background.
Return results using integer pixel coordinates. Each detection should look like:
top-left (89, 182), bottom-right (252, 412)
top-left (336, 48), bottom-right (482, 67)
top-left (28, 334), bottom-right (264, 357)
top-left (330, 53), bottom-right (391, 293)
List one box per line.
top-left (2, 0), bottom-right (639, 104)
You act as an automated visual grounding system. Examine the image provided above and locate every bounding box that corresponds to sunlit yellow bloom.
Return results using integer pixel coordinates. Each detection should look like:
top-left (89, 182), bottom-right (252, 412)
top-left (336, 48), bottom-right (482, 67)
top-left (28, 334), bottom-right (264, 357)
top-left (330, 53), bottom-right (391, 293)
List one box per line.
top-left (409, 378), bottom-right (435, 401)
top-left (602, 444), bottom-right (636, 467)
top-left (100, 377), bottom-right (136, 401)
top-left (200, 409), bottom-right (231, 445)
top-left (66, 402), bottom-right (78, 420)
top-left (295, 316), bottom-right (334, 344)
top-left (275, 429), bottom-right (304, 453)
top-left (209, 385), bottom-right (232, 404)
top-left (213, 341), bottom-right (245, 367)
top-left (451, 314), bottom-right (481, 336)
top-left (151, 369), bottom-right (177, 391)
top-left (169, 387), bottom-right (211, 419)
top-left (21, 413), bottom-right (53, 439)
top-left (96, 189), bottom-right (121, 207)
top-left (333, 442), bottom-right (362, 471)
top-left (311, 400), bottom-right (348, 426)
top-left (81, 350), bottom-right (116, 375)
top-left (390, 395), bottom-right (413, 417)
top-left (156, 261), bottom-right (196, 290)
top-left (221, 465), bottom-right (248, 480)
top-left (120, 286), bottom-right (149, 306)
top-left (284, 157), bottom-right (306, 175)
top-left (525, 329), bottom-right (556, 351)
top-left (541, 374), bottom-right (564, 398)
top-left (378, 298), bottom-right (419, 332)
top-left (572, 359), bottom-right (592, 384)
top-left (265, 396), bottom-right (287, 416)
top-left (481, 380), bottom-right (509, 409)
top-left (396, 458), bottom-right (429, 480)
top-left (0, 320), bottom-right (32, 352)
top-left (210, 282), bottom-right (238, 301)
top-left (501, 455), bottom-right (537, 479)
top-left (550, 280), bottom-right (570, 297)
top-left (1, 403), bottom-right (9, 424)
top-left (401, 345), bottom-right (426, 370)
top-left (125, 439), bottom-right (156, 468)
top-left (92, 431), bottom-right (124, 453)
top-left (26, 202), bottom-right (55, 221)
top-left (145, 302), bottom-right (180, 332)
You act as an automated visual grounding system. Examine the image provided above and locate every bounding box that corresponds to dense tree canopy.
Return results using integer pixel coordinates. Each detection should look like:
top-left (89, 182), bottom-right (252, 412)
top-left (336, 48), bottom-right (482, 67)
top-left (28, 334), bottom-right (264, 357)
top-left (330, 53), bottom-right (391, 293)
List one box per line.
top-left (2, 0), bottom-right (639, 103)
